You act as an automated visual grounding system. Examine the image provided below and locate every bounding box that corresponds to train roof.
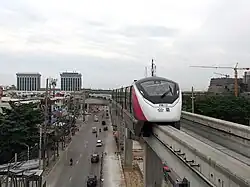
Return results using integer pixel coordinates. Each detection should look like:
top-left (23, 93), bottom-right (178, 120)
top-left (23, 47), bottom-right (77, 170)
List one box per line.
top-left (134, 76), bottom-right (178, 85)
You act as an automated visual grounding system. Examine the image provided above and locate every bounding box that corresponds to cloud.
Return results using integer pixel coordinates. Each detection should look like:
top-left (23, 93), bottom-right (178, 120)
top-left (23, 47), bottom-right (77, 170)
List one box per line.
top-left (120, 26), bottom-right (179, 38)
top-left (1, 0), bottom-right (250, 91)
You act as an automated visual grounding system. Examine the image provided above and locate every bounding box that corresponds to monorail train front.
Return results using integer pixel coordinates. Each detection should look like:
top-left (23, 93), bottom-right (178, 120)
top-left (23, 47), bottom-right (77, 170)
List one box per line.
top-left (132, 76), bottom-right (182, 137)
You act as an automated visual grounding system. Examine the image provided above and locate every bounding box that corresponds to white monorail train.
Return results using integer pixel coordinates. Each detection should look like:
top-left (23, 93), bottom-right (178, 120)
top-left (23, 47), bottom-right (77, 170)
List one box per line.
top-left (131, 76), bottom-right (182, 137)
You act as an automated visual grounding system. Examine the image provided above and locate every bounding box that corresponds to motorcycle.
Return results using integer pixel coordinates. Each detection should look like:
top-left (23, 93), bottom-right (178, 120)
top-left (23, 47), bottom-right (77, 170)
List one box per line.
top-left (70, 158), bottom-right (73, 166)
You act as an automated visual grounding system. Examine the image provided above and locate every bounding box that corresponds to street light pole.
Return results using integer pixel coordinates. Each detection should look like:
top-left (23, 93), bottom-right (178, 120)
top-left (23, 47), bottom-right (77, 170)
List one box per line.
top-left (20, 143), bottom-right (30, 161)
top-left (43, 78), bottom-right (49, 169)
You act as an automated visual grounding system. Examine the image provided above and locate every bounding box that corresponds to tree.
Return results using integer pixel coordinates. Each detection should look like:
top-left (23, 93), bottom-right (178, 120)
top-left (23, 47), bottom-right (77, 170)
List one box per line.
top-left (183, 95), bottom-right (250, 125)
top-left (0, 102), bottom-right (43, 164)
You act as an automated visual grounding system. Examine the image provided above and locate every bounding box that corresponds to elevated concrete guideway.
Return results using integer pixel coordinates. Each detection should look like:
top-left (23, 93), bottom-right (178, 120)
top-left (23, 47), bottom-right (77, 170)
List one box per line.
top-left (110, 94), bottom-right (250, 187)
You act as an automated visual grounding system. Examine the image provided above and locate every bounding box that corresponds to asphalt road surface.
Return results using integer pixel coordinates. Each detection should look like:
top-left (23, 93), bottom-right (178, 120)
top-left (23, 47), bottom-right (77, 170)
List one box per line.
top-left (47, 109), bottom-right (108, 187)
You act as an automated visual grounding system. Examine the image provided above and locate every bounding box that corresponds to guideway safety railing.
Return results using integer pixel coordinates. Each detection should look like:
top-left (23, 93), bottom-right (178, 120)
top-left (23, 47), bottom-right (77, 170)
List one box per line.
top-left (181, 111), bottom-right (250, 142)
top-left (181, 111), bottom-right (250, 158)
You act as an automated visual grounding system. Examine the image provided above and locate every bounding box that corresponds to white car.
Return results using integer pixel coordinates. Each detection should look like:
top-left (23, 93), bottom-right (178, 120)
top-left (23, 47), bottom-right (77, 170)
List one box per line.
top-left (96, 140), bottom-right (103, 147)
top-left (94, 115), bottom-right (98, 122)
top-left (92, 127), bottom-right (97, 133)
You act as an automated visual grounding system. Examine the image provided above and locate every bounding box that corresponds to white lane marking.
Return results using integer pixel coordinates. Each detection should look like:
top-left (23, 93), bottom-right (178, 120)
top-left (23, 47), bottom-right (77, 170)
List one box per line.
top-left (84, 141), bottom-right (88, 148)
top-left (69, 177), bottom-right (72, 181)
top-left (80, 153), bottom-right (83, 157)
top-left (76, 160), bottom-right (79, 164)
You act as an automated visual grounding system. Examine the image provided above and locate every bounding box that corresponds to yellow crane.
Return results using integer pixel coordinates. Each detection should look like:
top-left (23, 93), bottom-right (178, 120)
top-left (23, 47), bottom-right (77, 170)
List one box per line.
top-left (190, 62), bottom-right (250, 97)
top-left (213, 72), bottom-right (230, 78)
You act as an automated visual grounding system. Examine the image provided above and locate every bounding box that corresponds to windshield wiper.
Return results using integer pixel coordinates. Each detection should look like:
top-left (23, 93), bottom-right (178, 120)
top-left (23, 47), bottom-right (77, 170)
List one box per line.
top-left (161, 86), bottom-right (173, 98)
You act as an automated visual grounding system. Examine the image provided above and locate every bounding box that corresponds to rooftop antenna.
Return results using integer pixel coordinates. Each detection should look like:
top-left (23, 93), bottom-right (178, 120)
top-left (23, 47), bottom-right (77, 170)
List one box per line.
top-left (151, 59), bottom-right (156, 76)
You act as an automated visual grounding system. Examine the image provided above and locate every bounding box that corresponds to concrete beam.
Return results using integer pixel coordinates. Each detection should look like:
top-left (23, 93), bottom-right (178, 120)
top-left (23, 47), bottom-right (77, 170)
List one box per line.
top-left (123, 128), bottom-right (133, 167)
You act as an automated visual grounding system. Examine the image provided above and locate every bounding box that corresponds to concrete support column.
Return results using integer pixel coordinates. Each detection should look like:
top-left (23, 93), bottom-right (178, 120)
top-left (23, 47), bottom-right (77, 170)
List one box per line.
top-left (143, 143), bottom-right (163, 187)
top-left (124, 128), bottom-right (133, 167)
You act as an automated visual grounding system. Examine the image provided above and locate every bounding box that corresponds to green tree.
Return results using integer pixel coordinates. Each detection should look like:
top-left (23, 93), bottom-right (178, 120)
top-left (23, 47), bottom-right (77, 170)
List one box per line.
top-left (0, 102), bottom-right (43, 164)
top-left (184, 95), bottom-right (250, 125)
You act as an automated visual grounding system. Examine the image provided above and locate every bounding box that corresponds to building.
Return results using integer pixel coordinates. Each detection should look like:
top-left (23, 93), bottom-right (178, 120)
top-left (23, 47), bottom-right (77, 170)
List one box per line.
top-left (243, 71), bottom-right (250, 92)
top-left (60, 72), bottom-right (82, 91)
top-left (208, 71), bottom-right (250, 94)
top-left (208, 77), bottom-right (245, 94)
top-left (16, 73), bottom-right (41, 91)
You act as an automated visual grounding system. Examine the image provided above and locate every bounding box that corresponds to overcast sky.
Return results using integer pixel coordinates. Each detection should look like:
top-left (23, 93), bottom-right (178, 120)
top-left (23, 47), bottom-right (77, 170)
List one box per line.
top-left (1, 0), bottom-right (250, 90)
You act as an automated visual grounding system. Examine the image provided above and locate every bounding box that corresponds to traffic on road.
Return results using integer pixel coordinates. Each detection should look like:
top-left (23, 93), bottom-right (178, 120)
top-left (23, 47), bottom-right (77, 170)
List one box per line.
top-left (47, 105), bottom-right (110, 187)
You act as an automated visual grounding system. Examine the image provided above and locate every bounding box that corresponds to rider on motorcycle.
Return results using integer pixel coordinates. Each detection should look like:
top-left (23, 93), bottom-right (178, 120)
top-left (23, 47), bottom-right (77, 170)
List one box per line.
top-left (70, 158), bottom-right (73, 165)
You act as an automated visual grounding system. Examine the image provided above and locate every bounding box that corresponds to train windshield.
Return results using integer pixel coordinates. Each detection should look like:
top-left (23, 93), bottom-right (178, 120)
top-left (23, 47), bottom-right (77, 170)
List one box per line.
top-left (136, 79), bottom-right (179, 104)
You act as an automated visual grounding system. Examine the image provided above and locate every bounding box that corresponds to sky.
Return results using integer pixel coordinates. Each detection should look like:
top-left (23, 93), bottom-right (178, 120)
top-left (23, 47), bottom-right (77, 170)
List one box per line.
top-left (1, 0), bottom-right (250, 91)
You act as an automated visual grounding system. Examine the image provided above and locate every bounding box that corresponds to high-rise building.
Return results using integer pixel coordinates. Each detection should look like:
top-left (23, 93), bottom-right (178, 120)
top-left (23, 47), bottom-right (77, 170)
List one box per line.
top-left (16, 73), bottom-right (41, 91)
top-left (60, 72), bottom-right (82, 91)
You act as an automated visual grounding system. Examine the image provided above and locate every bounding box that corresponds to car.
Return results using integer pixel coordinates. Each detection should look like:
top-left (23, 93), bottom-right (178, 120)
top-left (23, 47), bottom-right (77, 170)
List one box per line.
top-left (102, 121), bottom-right (106, 125)
top-left (92, 127), bottom-right (97, 133)
top-left (103, 126), bottom-right (108, 131)
top-left (91, 153), bottom-right (100, 163)
top-left (96, 139), bottom-right (103, 147)
top-left (94, 115), bottom-right (98, 122)
top-left (87, 175), bottom-right (97, 187)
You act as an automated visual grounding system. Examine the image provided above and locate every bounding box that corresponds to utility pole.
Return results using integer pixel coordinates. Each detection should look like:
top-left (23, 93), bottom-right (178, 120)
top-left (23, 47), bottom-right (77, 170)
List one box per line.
top-left (73, 87), bottom-right (77, 126)
top-left (191, 86), bottom-right (195, 113)
top-left (67, 95), bottom-right (71, 141)
top-left (81, 91), bottom-right (85, 122)
top-left (43, 78), bottom-right (49, 169)
top-left (27, 146), bottom-right (30, 161)
top-left (39, 124), bottom-right (42, 169)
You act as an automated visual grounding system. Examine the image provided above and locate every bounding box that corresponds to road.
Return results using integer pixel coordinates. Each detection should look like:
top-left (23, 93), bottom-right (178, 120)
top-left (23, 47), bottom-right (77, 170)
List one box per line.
top-left (47, 110), bottom-right (108, 187)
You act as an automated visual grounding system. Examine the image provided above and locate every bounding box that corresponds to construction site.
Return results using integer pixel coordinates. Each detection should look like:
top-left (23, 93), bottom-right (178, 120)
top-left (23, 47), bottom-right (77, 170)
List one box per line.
top-left (191, 63), bottom-right (250, 96)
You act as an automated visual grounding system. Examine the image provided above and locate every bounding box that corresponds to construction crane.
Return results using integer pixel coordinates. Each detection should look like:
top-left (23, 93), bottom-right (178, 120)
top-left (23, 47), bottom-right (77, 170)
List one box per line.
top-left (190, 62), bottom-right (250, 97)
top-left (213, 72), bottom-right (230, 78)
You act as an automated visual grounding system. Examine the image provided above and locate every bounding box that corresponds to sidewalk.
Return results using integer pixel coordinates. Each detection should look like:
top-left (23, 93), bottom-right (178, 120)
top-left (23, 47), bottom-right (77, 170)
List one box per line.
top-left (102, 126), bottom-right (126, 187)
